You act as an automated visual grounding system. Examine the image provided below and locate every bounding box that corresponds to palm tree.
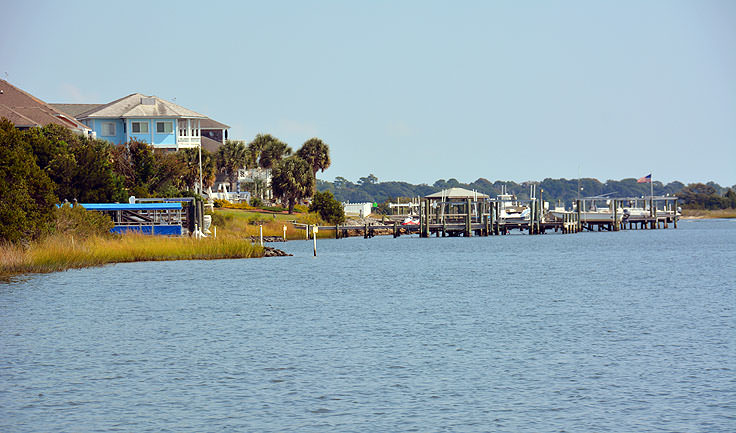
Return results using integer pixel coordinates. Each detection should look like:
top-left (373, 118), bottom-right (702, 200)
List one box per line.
top-left (216, 140), bottom-right (248, 191)
top-left (259, 139), bottom-right (292, 170)
top-left (296, 138), bottom-right (331, 192)
top-left (271, 156), bottom-right (314, 214)
top-left (179, 148), bottom-right (217, 191)
top-left (247, 133), bottom-right (281, 168)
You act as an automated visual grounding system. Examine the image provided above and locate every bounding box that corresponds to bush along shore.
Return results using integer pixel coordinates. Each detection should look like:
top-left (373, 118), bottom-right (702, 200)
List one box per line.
top-left (0, 233), bottom-right (265, 280)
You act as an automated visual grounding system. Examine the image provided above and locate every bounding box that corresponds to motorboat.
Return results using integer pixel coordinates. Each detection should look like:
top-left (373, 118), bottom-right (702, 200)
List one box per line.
top-left (401, 216), bottom-right (420, 225)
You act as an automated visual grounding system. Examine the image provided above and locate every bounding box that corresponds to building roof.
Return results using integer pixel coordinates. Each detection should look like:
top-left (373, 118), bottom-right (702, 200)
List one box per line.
top-left (50, 103), bottom-right (104, 118)
top-left (201, 136), bottom-right (223, 153)
top-left (76, 93), bottom-right (208, 119)
top-left (200, 117), bottom-right (230, 129)
top-left (80, 202), bottom-right (182, 211)
top-left (0, 80), bottom-right (91, 132)
top-left (425, 187), bottom-right (490, 200)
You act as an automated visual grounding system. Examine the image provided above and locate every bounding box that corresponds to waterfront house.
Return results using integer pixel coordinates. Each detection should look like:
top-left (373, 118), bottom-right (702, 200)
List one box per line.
top-left (56, 93), bottom-right (209, 151)
top-left (0, 80), bottom-right (93, 136)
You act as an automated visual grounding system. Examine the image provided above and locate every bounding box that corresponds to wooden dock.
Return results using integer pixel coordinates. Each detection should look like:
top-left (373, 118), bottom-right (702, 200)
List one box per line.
top-left (296, 194), bottom-right (680, 239)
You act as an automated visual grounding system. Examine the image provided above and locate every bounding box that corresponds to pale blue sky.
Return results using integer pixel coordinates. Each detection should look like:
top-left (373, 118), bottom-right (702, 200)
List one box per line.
top-left (3, 0), bottom-right (734, 185)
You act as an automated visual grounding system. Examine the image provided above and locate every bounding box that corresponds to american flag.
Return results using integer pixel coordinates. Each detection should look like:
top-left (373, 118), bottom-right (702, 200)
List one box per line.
top-left (637, 174), bottom-right (652, 183)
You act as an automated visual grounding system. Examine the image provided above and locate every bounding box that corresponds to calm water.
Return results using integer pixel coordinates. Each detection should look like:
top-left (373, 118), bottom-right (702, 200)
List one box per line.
top-left (1, 220), bottom-right (734, 432)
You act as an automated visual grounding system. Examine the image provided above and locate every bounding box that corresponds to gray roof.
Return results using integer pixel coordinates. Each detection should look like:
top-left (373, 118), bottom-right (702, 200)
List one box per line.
top-left (201, 117), bottom-right (230, 129)
top-left (201, 136), bottom-right (223, 153)
top-left (77, 93), bottom-right (208, 119)
top-left (50, 103), bottom-right (104, 118)
top-left (425, 187), bottom-right (489, 200)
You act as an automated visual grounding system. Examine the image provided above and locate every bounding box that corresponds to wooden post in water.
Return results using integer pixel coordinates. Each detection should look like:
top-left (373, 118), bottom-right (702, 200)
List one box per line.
top-left (674, 199), bottom-right (678, 229)
top-left (426, 200), bottom-right (431, 238)
top-left (393, 221), bottom-right (398, 238)
top-left (494, 202), bottom-right (500, 235)
top-left (576, 199), bottom-right (582, 233)
top-left (465, 198), bottom-right (472, 237)
top-left (419, 200), bottom-right (425, 238)
top-left (528, 200), bottom-right (534, 235)
top-left (312, 225), bottom-right (317, 256)
top-left (335, 224), bottom-right (339, 239)
top-left (538, 190), bottom-right (543, 234)
top-left (612, 200), bottom-right (617, 231)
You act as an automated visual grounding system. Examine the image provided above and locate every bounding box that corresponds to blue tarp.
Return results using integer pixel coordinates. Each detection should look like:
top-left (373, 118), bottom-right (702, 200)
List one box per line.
top-left (111, 225), bottom-right (182, 235)
top-left (79, 203), bottom-right (182, 211)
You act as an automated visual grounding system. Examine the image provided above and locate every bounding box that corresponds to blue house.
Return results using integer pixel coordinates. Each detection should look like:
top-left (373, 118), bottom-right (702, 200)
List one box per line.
top-left (70, 93), bottom-right (207, 151)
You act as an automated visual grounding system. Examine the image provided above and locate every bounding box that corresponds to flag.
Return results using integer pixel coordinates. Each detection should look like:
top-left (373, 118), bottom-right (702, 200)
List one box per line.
top-left (637, 174), bottom-right (651, 183)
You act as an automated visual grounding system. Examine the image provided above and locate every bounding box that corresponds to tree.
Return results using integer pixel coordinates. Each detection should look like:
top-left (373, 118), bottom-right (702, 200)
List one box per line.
top-left (259, 139), bottom-right (292, 170)
top-left (247, 133), bottom-right (281, 168)
top-left (296, 138), bottom-right (331, 191)
top-left (216, 140), bottom-right (249, 191)
top-left (179, 148), bottom-right (216, 191)
top-left (358, 174), bottom-right (378, 186)
top-left (0, 118), bottom-right (58, 242)
top-left (271, 156), bottom-right (315, 214)
top-left (309, 190), bottom-right (346, 224)
top-left (25, 124), bottom-right (124, 202)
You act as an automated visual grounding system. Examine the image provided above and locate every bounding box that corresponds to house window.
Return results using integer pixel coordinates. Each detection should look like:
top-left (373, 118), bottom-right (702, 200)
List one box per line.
top-left (131, 121), bottom-right (149, 134)
top-left (156, 121), bottom-right (173, 134)
top-left (101, 122), bottom-right (116, 136)
top-left (179, 119), bottom-right (187, 136)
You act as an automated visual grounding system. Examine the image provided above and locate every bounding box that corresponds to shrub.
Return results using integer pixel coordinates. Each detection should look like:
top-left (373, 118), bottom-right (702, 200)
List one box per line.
top-left (249, 197), bottom-right (263, 208)
top-left (213, 199), bottom-right (231, 208)
top-left (293, 204), bottom-right (309, 213)
top-left (54, 204), bottom-right (115, 238)
top-left (209, 212), bottom-right (233, 227)
top-left (309, 190), bottom-right (346, 224)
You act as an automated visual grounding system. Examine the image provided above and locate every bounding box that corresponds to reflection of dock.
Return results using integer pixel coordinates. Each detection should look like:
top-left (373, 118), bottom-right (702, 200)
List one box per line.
top-left (299, 189), bottom-right (680, 239)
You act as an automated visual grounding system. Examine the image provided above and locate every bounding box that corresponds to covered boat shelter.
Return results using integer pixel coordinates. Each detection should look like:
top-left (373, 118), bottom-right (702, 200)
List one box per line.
top-left (424, 187), bottom-right (490, 226)
top-left (80, 202), bottom-right (184, 235)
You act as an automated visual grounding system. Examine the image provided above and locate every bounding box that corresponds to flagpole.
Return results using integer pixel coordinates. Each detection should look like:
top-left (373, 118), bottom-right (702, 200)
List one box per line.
top-left (650, 172), bottom-right (654, 199)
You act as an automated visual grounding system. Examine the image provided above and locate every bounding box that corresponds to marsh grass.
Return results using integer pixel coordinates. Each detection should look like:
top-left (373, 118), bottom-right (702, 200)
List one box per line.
top-left (211, 209), bottom-right (323, 239)
top-left (682, 208), bottom-right (736, 219)
top-left (0, 233), bottom-right (263, 279)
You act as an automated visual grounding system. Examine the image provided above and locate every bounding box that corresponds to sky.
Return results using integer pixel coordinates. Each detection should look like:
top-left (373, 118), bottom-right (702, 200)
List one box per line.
top-left (2, 0), bottom-right (735, 186)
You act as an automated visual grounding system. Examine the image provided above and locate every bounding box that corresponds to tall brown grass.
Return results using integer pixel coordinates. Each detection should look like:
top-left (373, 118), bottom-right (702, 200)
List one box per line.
top-left (681, 208), bottom-right (736, 219)
top-left (0, 233), bottom-right (263, 279)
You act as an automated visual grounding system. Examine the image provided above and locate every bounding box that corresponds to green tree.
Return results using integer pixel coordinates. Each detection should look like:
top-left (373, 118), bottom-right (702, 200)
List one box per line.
top-left (358, 174), bottom-right (378, 185)
top-left (0, 118), bottom-right (58, 242)
top-left (216, 140), bottom-right (249, 191)
top-left (309, 190), bottom-right (346, 224)
top-left (271, 156), bottom-right (315, 214)
top-left (25, 124), bottom-right (124, 202)
top-left (179, 148), bottom-right (216, 191)
top-left (247, 133), bottom-right (281, 168)
top-left (259, 139), bottom-right (292, 170)
top-left (725, 189), bottom-right (736, 208)
top-left (296, 138), bottom-right (331, 191)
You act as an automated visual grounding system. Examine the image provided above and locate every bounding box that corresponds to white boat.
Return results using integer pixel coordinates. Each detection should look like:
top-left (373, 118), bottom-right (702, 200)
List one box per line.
top-left (496, 192), bottom-right (530, 223)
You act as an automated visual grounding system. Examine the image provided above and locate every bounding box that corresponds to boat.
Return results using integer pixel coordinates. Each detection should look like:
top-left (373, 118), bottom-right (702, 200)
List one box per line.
top-left (495, 188), bottom-right (530, 223)
top-left (401, 216), bottom-right (420, 225)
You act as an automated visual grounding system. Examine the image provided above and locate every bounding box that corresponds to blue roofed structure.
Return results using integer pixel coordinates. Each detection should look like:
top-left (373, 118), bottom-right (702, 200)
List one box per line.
top-left (79, 202), bottom-right (184, 235)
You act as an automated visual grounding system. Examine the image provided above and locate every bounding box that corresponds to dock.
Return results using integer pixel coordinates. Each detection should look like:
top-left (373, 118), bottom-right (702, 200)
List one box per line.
top-left (297, 188), bottom-right (680, 239)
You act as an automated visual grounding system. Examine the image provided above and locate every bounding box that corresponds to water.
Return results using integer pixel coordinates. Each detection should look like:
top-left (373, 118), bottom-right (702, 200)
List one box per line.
top-left (1, 220), bottom-right (734, 432)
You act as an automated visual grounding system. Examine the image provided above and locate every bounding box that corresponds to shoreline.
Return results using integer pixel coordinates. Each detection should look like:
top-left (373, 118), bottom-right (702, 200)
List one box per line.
top-left (680, 209), bottom-right (736, 219)
top-left (0, 235), bottom-right (287, 281)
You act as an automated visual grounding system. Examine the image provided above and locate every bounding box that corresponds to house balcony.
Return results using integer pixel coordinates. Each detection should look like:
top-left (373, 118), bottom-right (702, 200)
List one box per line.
top-left (177, 136), bottom-right (201, 148)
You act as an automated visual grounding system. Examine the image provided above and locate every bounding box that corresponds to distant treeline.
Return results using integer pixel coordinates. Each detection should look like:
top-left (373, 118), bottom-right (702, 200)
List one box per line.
top-left (318, 175), bottom-right (736, 211)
